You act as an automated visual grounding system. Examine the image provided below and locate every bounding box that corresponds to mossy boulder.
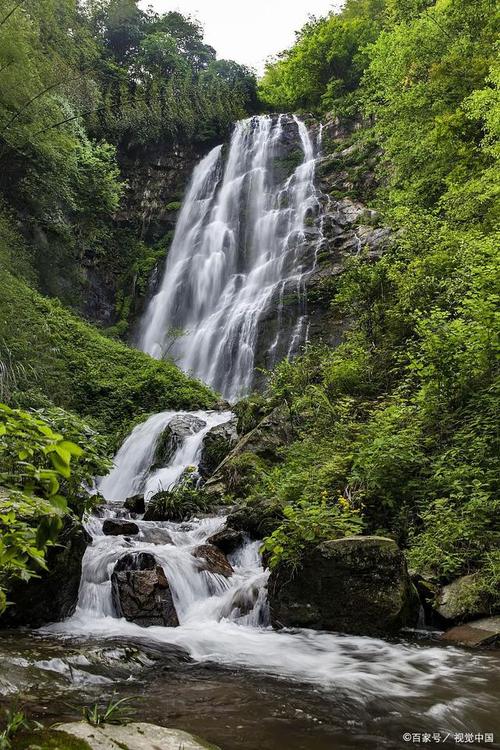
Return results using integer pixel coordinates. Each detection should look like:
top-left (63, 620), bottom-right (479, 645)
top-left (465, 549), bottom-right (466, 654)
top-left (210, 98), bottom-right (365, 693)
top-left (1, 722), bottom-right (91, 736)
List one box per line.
top-left (435, 573), bottom-right (493, 623)
top-left (226, 497), bottom-right (285, 540)
top-left (53, 722), bottom-right (220, 750)
top-left (268, 536), bottom-right (420, 636)
top-left (203, 406), bottom-right (293, 499)
top-left (198, 417), bottom-right (238, 478)
top-left (151, 414), bottom-right (206, 470)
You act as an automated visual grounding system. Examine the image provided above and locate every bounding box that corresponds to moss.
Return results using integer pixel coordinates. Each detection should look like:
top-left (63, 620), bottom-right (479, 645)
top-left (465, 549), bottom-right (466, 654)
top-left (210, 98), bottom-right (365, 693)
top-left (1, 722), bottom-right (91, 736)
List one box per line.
top-left (165, 201), bottom-right (182, 211)
top-left (0, 270), bottom-right (215, 444)
top-left (12, 729), bottom-right (92, 750)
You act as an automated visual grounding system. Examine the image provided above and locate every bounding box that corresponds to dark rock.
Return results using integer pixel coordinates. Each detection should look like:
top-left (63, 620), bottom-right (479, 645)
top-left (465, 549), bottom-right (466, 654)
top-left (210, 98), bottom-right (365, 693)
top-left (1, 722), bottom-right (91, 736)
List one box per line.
top-left (204, 406), bottom-right (293, 499)
top-left (440, 617), bottom-right (500, 648)
top-left (0, 520), bottom-right (90, 628)
top-left (268, 536), bottom-right (420, 636)
top-left (111, 552), bottom-right (178, 627)
top-left (124, 495), bottom-right (145, 514)
top-left (207, 527), bottom-right (244, 555)
top-left (227, 498), bottom-right (284, 540)
top-left (152, 414), bottom-right (206, 470)
top-left (192, 545), bottom-right (234, 578)
top-left (102, 519), bottom-right (140, 536)
top-left (199, 418), bottom-right (238, 478)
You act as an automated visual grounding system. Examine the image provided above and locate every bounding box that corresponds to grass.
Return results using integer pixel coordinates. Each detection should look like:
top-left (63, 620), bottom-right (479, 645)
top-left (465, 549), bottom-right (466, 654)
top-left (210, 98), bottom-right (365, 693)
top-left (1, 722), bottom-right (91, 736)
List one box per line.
top-left (0, 269), bottom-right (216, 444)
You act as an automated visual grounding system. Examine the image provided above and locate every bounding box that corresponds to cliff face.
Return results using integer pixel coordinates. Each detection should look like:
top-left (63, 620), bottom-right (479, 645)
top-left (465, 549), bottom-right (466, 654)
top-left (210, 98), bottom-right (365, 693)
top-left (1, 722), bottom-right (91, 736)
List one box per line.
top-left (80, 139), bottom-right (208, 328)
top-left (252, 115), bottom-right (390, 379)
top-left (78, 115), bottom-right (391, 369)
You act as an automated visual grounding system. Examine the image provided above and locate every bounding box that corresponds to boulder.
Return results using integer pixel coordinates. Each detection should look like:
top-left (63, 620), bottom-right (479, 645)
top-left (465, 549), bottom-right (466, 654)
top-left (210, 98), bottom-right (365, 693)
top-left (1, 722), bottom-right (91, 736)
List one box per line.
top-left (440, 616), bottom-right (500, 649)
top-left (124, 494), bottom-right (145, 514)
top-left (207, 527), bottom-right (244, 555)
top-left (152, 414), bottom-right (206, 470)
top-left (204, 406), bottom-right (293, 498)
top-left (111, 552), bottom-right (178, 627)
top-left (198, 417), bottom-right (238, 478)
top-left (268, 536), bottom-right (419, 636)
top-left (192, 545), bottom-right (234, 578)
top-left (435, 574), bottom-right (491, 623)
top-left (0, 519), bottom-right (90, 628)
top-left (102, 518), bottom-right (139, 536)
top-left (55, 722), bottom-right (221, 750)
top-left (226, 498), bottom-right (284, 540)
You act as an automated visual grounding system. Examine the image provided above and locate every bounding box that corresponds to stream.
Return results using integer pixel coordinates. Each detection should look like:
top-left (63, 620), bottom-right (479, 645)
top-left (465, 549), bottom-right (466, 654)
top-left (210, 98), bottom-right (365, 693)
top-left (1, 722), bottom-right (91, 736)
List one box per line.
top-left (1, 410), bottom-right (499, 749)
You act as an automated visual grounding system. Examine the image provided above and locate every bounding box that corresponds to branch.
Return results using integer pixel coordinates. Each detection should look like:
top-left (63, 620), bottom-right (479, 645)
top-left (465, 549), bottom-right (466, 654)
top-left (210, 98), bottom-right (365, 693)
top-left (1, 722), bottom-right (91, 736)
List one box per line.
top-left (0, 0), bottom-right (26, 28)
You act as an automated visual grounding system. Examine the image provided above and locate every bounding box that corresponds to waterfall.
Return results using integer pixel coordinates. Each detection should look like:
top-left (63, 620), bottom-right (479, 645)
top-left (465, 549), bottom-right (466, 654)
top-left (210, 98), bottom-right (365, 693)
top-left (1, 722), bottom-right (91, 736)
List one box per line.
top-left (138, 114), bottom-right (321, 400)
top-left (49, 412), bottom-right (473, 700)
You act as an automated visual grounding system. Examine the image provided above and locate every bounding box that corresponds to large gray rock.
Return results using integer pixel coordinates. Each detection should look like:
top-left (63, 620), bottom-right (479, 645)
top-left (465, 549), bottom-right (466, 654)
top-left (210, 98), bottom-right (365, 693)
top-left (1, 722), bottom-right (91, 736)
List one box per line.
top-left (268, 536), bottom-right (419, 636)
top-left (152, 414), bottom-right (206, 470)
top-left (111, 552), bottom-right (178, 627)
top-left (55, 721), bottom-right (220, 749)
top-left (198, 417), bottom-right (238, 478)
top-left (435, 574), bottom-right (492, 623)
top-left (203, 406), bottom-right (293, 499)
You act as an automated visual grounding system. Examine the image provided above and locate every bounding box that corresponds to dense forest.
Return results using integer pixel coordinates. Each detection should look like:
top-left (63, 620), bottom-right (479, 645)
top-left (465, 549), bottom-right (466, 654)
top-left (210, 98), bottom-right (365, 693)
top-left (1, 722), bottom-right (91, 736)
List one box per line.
top-left (254, 0), bottom-right (499, 614)
top-left (0, 0), bottom-right (254, 610)
top-left (0, 0), bottom-right (498, 669)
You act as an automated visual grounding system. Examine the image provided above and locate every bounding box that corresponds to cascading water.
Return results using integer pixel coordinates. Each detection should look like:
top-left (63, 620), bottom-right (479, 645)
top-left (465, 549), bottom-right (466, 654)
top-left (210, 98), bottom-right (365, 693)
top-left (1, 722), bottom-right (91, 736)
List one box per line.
top-left (29, 117), bottom-right (499, 748)
top-left (48, 412), bottom-right (496, 722)
top-left (138, 114), bottom-right (322, 401)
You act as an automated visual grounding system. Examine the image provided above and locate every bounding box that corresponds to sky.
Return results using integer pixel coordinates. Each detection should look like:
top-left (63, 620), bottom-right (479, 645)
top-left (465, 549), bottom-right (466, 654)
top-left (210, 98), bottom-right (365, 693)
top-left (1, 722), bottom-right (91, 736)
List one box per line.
top-left (140, 0), bottom-right (342, 74)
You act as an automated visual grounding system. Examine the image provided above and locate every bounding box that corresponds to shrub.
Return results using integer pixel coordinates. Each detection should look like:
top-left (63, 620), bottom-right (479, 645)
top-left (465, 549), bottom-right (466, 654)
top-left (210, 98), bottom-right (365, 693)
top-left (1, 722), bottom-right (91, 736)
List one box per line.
top-left (262, 497), bottom-right (364, 570)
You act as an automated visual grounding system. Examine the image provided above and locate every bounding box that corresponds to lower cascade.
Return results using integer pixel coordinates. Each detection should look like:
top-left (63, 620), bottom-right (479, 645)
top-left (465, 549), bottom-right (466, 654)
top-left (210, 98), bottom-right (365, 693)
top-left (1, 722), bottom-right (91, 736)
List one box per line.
top-left (46, 410), bottom-right (498, 717)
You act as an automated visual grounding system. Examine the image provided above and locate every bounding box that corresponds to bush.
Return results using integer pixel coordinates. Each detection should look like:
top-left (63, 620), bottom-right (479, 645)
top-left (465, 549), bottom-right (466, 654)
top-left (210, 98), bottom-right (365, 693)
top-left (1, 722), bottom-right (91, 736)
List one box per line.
top-left (262, 498), bottom-right (364, 570)
top-left (0, 403), bottom-right (109, 612)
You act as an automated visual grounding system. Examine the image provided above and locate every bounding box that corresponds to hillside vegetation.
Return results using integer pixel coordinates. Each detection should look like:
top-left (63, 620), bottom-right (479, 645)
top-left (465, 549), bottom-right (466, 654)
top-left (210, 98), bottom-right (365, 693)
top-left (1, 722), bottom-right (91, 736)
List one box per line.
top-left (256, 0), bottom-right (499, 612)
top-left (0, 0), bottom-right (248, 605)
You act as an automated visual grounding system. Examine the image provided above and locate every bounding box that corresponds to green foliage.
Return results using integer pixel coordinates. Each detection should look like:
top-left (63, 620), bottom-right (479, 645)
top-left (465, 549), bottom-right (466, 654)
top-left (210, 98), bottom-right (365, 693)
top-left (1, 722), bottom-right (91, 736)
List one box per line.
top-left (0, 402), bottom-right (108, 612)
top-left (254, 0), bottom-right (500, 612)
top-left (82, 695), bottom-right (135, 727)
top-left (147, 470), bottom-right (211, 521)
top-left (262, 498), bottom-right (364, 569)
top-left (0, 708), bottom-right (30, 750)
top-left (0, 268), bottom-right (215, 443)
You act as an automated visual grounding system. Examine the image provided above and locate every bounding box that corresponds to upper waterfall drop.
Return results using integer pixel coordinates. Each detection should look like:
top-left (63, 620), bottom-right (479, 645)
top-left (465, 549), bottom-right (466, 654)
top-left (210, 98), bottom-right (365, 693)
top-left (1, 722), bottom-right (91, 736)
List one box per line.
top-left (138, 114), bottom-right (322, 401)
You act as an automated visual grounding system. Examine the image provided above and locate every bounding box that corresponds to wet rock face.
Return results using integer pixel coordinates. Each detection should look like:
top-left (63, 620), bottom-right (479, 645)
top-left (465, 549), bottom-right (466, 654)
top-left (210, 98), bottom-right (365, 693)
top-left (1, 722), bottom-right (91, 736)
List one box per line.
top-left (198, 418), bottom-right (238, 478)
top-left (124, 494), bottom-right (145, 514)
top-left (102, 519), bottom-right (140, 536)
top-left (207, 527), bottom-right (244, 555)
top-left (192, 545), bottom-right (234, 578)
top-left (440, 617), bottom-right (500, 649)
top-left (152, 415), bottom-right (206, 470)
top-left (111, 552), bottom-right (178, 627)
top-left (268, 536), bottom-right (420, 636)
top-left (0, 520), bottom-right (90, 628)
top-left (227, 499), bottom-right (284, 541)
top-left (204, 406), bottom-right (293, 500)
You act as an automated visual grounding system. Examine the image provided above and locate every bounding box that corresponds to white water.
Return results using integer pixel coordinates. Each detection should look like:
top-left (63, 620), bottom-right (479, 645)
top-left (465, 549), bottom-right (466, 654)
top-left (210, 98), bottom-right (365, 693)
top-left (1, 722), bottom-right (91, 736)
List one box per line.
top-left (49, 410), bottom-right (492, 712)
top-left (98, 410), bottom-right (232, 502)
top-left (43, 116), bottom-right (495, 727)
top-left (138, 114), bottom-right (321, 401)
